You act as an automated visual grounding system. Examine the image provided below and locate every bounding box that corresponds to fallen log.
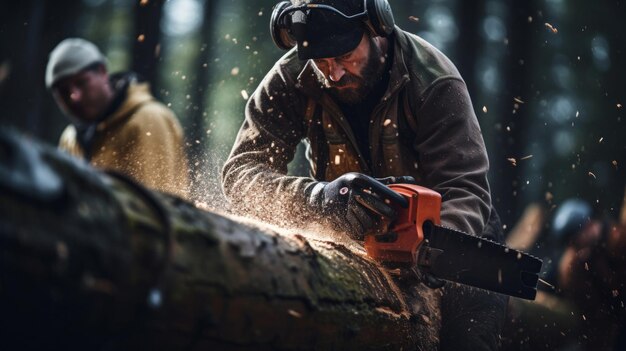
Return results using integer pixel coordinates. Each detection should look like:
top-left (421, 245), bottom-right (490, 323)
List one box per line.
top-left (0, 129), bottom-right (440, 350)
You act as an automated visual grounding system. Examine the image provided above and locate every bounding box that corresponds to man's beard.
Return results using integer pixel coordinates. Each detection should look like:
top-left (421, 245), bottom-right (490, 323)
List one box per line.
top-left (326, 38), bottom-right (386, 106)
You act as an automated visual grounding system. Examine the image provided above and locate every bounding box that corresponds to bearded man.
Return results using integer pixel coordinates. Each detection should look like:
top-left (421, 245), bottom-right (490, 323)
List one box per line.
top-left (222, 1), bottom-right (507, 349)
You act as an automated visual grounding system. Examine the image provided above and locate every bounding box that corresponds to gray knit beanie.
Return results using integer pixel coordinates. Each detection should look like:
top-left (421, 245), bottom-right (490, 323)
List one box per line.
top-left (45, 38), bottom-right (106, 88)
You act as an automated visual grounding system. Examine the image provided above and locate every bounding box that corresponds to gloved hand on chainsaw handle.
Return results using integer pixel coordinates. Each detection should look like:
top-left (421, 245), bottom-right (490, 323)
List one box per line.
top-left (307, 172), bottom-right (414, 240)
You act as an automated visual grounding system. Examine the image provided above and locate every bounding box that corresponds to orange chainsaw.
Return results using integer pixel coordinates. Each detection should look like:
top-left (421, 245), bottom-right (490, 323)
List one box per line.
top-left (364, 184), bottom-right (542, 300)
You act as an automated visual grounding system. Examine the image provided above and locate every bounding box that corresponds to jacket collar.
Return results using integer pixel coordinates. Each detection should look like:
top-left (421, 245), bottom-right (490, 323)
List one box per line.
top-left (73, 73), bottom-right (154, 160)
top-left (295, 59), bottom-right (325, 100)
top-left (95, 79), bottom-right (154, 132)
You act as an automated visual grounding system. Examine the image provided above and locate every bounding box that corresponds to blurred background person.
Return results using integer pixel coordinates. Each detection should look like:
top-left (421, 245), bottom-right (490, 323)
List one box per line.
top-left (503, 194), bottom-right (626, 350)
top-left (45, 38), bottom-right (189, 199)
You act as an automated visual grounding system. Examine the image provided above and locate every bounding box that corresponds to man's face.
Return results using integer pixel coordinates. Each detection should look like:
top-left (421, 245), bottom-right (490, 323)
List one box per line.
top-left (313, 33), bottom-right (386, 105)
top-left (52, 65), bottom-right (112, 122)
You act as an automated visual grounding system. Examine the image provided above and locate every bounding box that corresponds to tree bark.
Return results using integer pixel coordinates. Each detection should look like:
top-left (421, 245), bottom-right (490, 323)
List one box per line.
top-left (0, 129), bottom-right (440, 350)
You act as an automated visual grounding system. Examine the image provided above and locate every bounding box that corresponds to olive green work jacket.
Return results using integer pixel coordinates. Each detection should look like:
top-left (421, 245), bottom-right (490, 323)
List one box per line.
top-left (222, 27), bottom-right (492, 238)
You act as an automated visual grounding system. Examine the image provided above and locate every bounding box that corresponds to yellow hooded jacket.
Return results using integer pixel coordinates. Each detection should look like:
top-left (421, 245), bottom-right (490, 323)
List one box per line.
top-left (59, 81), bottom-right (190, 199)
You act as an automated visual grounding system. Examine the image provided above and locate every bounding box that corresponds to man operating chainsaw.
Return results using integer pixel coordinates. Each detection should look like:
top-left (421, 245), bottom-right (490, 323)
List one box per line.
top-left (222, 0), bottom-right (507, 349)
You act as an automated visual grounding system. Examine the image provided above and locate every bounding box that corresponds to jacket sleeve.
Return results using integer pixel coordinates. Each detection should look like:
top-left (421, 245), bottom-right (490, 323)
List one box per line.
top-left (119, 104), bottom-right (190, 199)
top-left (221, 63), bottom-right (319, 228)
top-left (412, 77), bottom-right (491, 237)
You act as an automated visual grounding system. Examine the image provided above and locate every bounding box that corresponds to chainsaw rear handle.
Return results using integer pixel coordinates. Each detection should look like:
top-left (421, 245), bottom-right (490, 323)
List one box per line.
top-left (364, 184), bottom-right (441, 264)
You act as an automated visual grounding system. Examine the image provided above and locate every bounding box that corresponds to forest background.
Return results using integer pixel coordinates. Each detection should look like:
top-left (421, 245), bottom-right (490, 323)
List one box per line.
top-left (1, 0), bottom-right (625, 231)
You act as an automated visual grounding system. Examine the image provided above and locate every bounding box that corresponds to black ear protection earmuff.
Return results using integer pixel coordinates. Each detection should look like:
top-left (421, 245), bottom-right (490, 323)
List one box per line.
top-left (270, 0), bottom-right (395, 50)
top-left (364, 0), bottom-right (395, 37)
top-left (270, 1), bottom-right (299, 50)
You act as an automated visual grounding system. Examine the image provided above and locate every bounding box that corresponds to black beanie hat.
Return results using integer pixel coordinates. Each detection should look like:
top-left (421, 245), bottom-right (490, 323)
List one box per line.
top-left (291, 0), bottom-right (366, 60)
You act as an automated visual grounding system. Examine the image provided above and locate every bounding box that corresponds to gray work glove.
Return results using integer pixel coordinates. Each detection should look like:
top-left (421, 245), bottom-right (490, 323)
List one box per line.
top-left (308, 172), bottom-right (414, 240)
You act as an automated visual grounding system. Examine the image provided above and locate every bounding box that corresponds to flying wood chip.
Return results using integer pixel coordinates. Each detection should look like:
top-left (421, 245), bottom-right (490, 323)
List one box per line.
top-left (545, 23), bottom-right (558, 34)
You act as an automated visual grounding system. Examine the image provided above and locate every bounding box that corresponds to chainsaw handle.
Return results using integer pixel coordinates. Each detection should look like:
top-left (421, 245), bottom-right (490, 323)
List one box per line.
top-left (364, 184), bottom-right (442, 264)
top-left (347, 173), bottom-right (409, 208)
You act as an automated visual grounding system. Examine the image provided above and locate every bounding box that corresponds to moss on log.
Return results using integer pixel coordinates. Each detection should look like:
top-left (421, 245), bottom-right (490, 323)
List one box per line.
top-left (0, 129), bottom-right (440, 350)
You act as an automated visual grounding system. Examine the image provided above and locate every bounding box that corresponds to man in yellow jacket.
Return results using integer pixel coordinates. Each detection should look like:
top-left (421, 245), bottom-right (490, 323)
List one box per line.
top-left (46, 38), bottom-right (189, 199)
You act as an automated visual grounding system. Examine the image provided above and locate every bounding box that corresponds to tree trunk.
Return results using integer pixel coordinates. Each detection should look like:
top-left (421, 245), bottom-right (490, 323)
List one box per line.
top-left (0, 129), bottom-right (440, 350)
top-left (132, 0), bottom-right (164, 86)
top-left (455, 0), bottom-right (483, 96)
top-left (186, 0), bottom-right (219, 195)
top-left (621, 185), bottom-right (626, 226)
top-left (0, 0), bottom-right (83, 142)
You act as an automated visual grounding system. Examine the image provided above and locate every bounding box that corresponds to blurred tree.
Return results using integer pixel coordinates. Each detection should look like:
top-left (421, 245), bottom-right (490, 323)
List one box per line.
top-left (0, 0), bottom-right (625, 240)
top-left (186, 0), bottom-right (219, 198)
top-left (0, 0), bottom-right (84, 142)
top-left (132, 0), bottom-right (165, 86)
top-left (80, 0), bottom-right (133, 73)
top-left (484, 1), bottom-right (536, 228)
top-left (456, 0), bottom-right (483, 95)
top-left (521, 0), bottom-right (626, 222)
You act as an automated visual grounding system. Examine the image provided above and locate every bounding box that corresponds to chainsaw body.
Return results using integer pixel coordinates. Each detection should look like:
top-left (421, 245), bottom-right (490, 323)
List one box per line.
top-left (364, 184), bottom-right (441, 264)
top-left (363, 183), bottom-right (542, 300)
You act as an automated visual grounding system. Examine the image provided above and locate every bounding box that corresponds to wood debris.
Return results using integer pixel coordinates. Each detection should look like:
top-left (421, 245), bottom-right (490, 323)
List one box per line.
top-left (513, 97), bottom-right (525, 112)
top-left (545, 23), bottom-right (558, 34)
top-left (538, 278), bottom-right (555, 290)
top-left (288, 309), bottom-right (303, 318)
top-left (508, 155), bottom-right (532, 167)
